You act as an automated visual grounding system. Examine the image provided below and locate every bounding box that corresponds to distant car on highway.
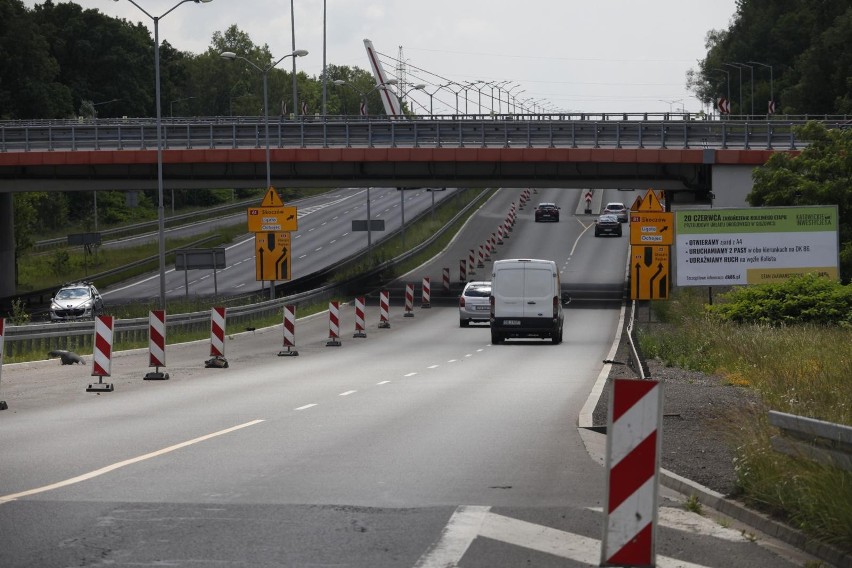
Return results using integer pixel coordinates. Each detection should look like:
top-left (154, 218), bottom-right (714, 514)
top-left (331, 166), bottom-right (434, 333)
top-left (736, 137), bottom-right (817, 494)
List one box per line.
top-left (594, 214), bottom-right (623, 237)
top-left (603, 202), bottom-right (628, 223)
top-left (458, 281), bottom-right (491, 327)
top-left (534, 202), bottom-right (560, 222)
top-left (50, 281), bottom-right (104, 322)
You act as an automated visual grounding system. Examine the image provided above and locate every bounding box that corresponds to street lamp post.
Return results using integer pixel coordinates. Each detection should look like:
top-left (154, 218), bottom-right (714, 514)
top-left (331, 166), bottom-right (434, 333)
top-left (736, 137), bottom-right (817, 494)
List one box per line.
top-left (170, 96), bottom-right (195, 117)
top-left (397, 84), bottom-right (426, 114)
top-left (734, 62), bottom-right (754, 116)
top-left (506, 84), bottom-right (523, 114)
top-left (510, 89), bottom-right (525, 114)
top-left (713, 67), bottom-right (731, 113)
top-left (117, 0), bottom-right (213, 311)
top-left (748, 61), bottom-right (774, 114)
top-left (220, 49), bottom-right (308, 189)
top-left (658, 98), bottom-right (683, 115)
top-left (493, 81), bottom-right (510, 114)
top-left (723, 62), bottom-right (743, 115)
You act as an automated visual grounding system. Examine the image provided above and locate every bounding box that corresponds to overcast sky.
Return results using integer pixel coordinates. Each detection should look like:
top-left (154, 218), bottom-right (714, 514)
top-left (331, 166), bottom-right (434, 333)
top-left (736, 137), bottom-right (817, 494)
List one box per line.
top-left (38, 1), bottom-right (738, 115)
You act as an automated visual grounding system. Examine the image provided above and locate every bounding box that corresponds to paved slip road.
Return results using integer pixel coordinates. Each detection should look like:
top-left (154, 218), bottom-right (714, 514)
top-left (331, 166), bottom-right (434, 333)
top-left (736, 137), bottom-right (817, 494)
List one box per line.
top-left (0, 188), bottom-right (813, 567)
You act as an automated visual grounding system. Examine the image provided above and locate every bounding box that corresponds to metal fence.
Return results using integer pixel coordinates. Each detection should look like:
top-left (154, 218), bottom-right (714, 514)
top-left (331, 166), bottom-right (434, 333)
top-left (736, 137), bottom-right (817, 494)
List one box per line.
top-left (769, 410), bottom-right (852, 471)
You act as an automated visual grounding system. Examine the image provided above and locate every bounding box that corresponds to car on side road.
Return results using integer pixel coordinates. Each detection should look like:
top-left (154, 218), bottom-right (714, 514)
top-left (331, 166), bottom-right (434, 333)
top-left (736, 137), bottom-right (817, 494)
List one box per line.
top-left (459, 281), bottom-right (492, 327)
top-left (603, 202), bottom-right (628, 223)
top-left (534, 203), bottom-right (560, 222)
top-left (50, 281), bottom-right (104, 322)
top-left (594, 214), bottom-right (623, 237)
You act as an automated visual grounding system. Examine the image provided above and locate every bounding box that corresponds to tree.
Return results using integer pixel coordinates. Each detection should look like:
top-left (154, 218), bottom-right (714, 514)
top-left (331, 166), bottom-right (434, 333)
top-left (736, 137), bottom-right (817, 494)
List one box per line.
top-left (749, 122), bottom-right (852, 282)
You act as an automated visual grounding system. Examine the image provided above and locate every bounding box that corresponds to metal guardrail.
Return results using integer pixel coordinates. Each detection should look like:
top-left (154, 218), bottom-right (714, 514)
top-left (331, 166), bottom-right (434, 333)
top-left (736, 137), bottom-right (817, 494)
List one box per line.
top-left (1, 116), bottom-right (848, 153)
top-left (769, 410), bottom-right (852, 471)
top-left (1, 188), bottom-right (491, 358)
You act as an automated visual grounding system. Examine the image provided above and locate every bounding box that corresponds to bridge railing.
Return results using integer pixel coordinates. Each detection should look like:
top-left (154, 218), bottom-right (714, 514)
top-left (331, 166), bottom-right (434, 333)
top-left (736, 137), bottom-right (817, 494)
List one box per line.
top-left (1, 115), bottom-right (848, 153)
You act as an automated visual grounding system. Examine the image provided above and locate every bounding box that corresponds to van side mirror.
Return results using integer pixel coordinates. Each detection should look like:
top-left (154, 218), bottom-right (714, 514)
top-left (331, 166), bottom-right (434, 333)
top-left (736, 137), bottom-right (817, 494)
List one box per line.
top-left (562, 293), bottom-right (571, 305)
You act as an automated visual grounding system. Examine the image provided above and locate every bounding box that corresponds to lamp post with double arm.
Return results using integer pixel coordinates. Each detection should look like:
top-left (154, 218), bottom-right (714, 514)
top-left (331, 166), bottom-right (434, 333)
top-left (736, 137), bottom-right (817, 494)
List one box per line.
top-left (116, 0), bottom-right (213, 310)
top-left (220, 49), bottom-right (308, 189)
top-left (748, 61), bottom-right (774, 114)
top-left (332, 79), bottom-right (398, 116)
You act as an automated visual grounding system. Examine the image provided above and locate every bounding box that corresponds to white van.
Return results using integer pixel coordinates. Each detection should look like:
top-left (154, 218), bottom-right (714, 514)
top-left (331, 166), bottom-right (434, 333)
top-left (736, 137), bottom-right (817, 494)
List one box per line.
top-left (489, 258), bottom-right (566, 344)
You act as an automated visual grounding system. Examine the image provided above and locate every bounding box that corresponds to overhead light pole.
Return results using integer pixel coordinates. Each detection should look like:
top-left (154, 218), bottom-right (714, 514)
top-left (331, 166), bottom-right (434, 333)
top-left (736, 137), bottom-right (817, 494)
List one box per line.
top-left (734, 62), bottom-right (754, 115)
top-left (505, 83), bottom-right (523, 114)
top-left (332, 79), bottom-right (397, 116)
top-left (713, 67), bottom-right (731, 112)
top-left (723, 62), bottom-right (744, 115)
top-left (397, 84), bottom-right (426, 114)
top-left (748, 60), bottom-right (774, 114)
top-left (169, 96), bottom-right (195, 117)
top-left (117, 0), bottom-right (213, 311)
top-left (220, 49), bottom-right (308, 189)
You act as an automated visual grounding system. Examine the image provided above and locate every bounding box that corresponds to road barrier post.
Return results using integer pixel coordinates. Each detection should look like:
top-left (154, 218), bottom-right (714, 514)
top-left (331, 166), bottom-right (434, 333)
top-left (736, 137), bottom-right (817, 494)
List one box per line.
top-left (442, 268), bottom-right (450, 294)
top-left (87, 315), bottom-right (114, 392)
top-left (206, 307), bottom-right (228, 367)
top-left (144, 310), bottom-right (169, 380)
top-left (404, 284), bottom-right (415, 317)
top-left (459, 259), bottom-right (467, 284)
top-left (378, 291), bottom-right (391, 328)
top-left (601, 378), bottom-right (663, 567)
top-left (421, 277), bottom-right (431, 308)
top-left (278, 304), bottom-right (299, 356)
top-left (327, 301), bottom-right (342, 346)
top-left (353, 296), bottom-right (367, 338)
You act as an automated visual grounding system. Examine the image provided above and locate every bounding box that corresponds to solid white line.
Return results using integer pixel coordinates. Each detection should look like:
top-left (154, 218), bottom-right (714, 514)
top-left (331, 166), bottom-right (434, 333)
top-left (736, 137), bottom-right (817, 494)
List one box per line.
top-left (0, 420), bottom-right (264, 504)
top-left (295, 404), bottom-right (317, 411)
top-left (339, 390), bottom-right (357, 396)
top-left (414, 506), bottom-right (490, 568)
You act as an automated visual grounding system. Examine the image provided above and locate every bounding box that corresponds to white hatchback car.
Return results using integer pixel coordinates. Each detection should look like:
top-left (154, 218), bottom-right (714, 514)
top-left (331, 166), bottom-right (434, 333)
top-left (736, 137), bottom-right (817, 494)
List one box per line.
top-left (603, 202), bottom-right (628, 223)
top-left (458, 281), bottom-right (492, 327)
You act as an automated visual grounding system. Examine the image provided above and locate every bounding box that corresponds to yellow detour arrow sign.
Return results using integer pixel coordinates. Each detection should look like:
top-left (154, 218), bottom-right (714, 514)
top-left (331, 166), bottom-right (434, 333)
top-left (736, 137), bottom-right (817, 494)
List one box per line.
top-left (247, 187), bottom-right (297, 232)
top-left (631, 245), bottom-right (669, 300)
top-left (255, 231), bottom-right (291, 281)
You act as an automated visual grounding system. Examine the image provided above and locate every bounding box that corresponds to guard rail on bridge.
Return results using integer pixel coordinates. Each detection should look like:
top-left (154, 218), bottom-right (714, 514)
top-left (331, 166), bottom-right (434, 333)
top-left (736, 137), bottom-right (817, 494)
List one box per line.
top-left (1, 115), bottom-right (848, 153)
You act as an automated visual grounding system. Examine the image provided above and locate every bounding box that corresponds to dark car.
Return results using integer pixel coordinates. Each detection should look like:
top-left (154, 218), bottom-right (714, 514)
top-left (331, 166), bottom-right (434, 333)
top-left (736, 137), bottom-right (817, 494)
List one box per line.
top-left (603, 202), bottom-right (628, 223)
top-left (534, 202), bottom-right (560, 222)
top-left (594, 214), bottom-right (623, 237)
top-left (458, 281), bottom-right (492, 327)
top-left (50, 281), bottom-right (104, 322)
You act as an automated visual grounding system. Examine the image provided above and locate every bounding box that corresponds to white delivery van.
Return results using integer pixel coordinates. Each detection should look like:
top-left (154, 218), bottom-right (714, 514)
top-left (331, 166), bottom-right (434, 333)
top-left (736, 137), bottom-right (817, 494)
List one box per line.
top-left (489, 258), bottom-right (565, 344)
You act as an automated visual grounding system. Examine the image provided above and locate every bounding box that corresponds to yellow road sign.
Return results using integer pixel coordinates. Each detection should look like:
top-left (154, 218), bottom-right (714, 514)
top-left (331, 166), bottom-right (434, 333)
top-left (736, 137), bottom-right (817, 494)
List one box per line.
top-left (631, 246), bottom-right (669, 300)
top-left (261, 187), bottom-right (284, 207)
top-left (255, 232), bottom-right (291, 281)
top-left (247, 206), bottom-right (298, 232)
top-left (636, 188), bottom-right (665, 212)
top-left (630, 211), bottom-right (674, 246)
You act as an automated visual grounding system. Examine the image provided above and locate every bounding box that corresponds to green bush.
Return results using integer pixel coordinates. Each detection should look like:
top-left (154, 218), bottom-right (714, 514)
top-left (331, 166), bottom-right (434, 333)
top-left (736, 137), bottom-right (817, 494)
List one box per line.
top-left (707, 273), bottom-right (852, 326)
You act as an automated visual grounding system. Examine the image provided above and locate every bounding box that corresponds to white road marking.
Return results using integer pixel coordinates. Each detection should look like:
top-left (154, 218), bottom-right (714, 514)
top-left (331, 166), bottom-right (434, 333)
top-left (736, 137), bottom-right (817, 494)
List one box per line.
top-left (0, 420), bottom-right (264, 504)
top-left (315, 247), bottom-right (323, 251)
top-left (447, 359), bottom-right (457, 363)
top-left (339, 390), bottom-right (357, 396)
top-left (294, 234), bottom-right (301, 239)
top-left (427, 365), bottom-right (439, 369)
top-left (404, 372), bottom-right (417, 377)
top-left (295, 404), bottom-right (317, 411)
top-left (465, 354), bottom-right (473, 358)
top-left (414, 506), bottom-right (489, 568)
top-left (330, 239), bottom-right (337, 244)
top-left (308, 227), bottom-right (315, 232)
top-left (376, 381), bottom-right (390, 385)
top-left (342, 232), bottom-right (350, 237)
top-left (588, 506), bottom-right (747, 542)
top-left (299, 255), bottom-right (307, 259)
top-left (233, 284), bottom-right (245, 289)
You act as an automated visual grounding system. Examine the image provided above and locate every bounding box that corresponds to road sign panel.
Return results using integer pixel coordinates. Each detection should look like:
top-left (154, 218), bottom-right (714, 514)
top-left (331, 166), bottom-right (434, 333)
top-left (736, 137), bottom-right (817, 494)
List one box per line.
top-left (247, 206), bottom-right (298, 232)
top-left (255, 232), bottom-right (291, 281)
top-left (637, 188), bottom-right (664, 212)
top-left (631, 246), bottom-right (669, 300)
top-left (260, 187), bottom-right (284, 207)
top-left (630, 212), bottom-right (674, 246)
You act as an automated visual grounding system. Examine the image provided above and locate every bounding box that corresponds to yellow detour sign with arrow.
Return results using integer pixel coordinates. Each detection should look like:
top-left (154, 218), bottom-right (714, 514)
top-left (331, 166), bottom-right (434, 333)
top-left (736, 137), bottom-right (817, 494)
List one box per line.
top-left (631, 245), bottom-right (669, 300)
top-left (255, 231), bottom-right (291, 281)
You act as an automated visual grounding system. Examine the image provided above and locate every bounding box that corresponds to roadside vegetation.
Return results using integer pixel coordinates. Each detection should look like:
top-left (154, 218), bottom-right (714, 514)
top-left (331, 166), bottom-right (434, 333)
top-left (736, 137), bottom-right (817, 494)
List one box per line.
top-left (639, 276), bottom-right (852, 551)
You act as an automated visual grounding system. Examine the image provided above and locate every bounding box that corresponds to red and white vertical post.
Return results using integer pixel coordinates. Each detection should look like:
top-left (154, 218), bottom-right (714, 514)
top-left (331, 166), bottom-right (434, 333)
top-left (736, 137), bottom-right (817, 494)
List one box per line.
top-left (327, 301), bottom-right (342, 346)
top-left (421, 277), bottom-right (431, 308)
top-left (210, 306), bottom-right (227, 361)
top-left (442, 268), bottom-right (450, 295)
top-left (279, 304), bottom-right (299, 356)
top-left (353, 296), bottom-right (367, 338)
top-left (404, 283), bottom-right (415, 317)
top-left (477, 245), bottom-right (485, 268)
top-left (378, 290), bottom-right (391, 328)
top-left (87, 315), bottom-right (114, 392)
top-left (144, 310), bottom-right (169, 380)
top-left (601, 378), bottom-right (663, 567)
top-left (0, 318), bottom-right (6, 410)
top-left (459, 259), bottom-right (467, 284)
top-left (469, 249), bottom-right (476, 275)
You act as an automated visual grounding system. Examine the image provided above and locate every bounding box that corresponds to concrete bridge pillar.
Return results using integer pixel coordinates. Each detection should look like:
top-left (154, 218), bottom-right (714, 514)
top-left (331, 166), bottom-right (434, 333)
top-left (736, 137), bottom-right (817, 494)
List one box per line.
top-left (0, 192), bottom-right (14, 299)
top-left (711, 165), bottom-right (756, 208)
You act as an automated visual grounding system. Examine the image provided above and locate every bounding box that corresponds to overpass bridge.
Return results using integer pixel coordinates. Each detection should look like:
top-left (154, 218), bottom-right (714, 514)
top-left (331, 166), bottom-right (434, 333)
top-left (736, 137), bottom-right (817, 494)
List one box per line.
top-left (0, 114), bottom-right (842, 298)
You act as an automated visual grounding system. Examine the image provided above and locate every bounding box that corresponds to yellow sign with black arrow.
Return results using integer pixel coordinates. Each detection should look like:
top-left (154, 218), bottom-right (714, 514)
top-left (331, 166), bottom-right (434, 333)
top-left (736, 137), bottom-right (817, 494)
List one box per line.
top-left (631, 245), bottom-right (669, 300)
top-left (255, 231), bottom-right (291, 281)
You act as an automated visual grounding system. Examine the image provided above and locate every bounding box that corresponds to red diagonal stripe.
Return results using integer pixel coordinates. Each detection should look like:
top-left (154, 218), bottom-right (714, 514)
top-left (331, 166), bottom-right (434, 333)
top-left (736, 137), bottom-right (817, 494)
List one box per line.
top-left (613, 379), bottom-right (658, 422)
top-left (608, 431), bottom-right (657, 512)
top-left (607, 521), bottom-right (653, 565)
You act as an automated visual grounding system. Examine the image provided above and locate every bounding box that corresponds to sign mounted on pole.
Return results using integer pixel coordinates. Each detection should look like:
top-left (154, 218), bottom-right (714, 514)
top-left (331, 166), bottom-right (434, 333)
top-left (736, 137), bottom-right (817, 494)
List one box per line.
top-left (630, 212), bottom-right (674, 246)
top-left (255, 232), bottom-right (291, 281)
top-left (247, 187), bottom-right (297, 233)
top-left (631, 246), bottom-right (670, 300)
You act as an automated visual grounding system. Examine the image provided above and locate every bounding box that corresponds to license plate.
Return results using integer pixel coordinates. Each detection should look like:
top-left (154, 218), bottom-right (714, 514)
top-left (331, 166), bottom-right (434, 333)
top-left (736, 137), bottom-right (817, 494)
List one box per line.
top-left (475, 305), bottom-right (489, 311)
top-left (504, 319), bottom-right (521, 325)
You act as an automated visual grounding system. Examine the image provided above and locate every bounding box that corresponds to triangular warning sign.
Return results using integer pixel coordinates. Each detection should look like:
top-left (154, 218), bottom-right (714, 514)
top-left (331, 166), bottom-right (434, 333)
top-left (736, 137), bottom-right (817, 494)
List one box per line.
top-left (630, 195), bottom-right (644, 212)
top-left (261, 186), bottom-right (284, 207)
top-left (637, 188), bottom-right (664, 212)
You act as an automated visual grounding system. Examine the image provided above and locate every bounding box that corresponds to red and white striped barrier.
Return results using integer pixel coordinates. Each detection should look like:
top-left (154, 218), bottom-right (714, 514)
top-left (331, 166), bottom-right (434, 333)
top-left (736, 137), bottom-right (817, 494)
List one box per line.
top-left (421, 277), bottom-right (431, 308)
top-left (483, 241), bottom-right (492, 261)
top-left (404, 283), bottom-right (415, 317)
top-left (0, 318), bottom-right (6, 410)
top-left (442, 268), bottom-right (450, 294)
top-left (210, 307), bottom-right (226, 358)
top-left (87, 315), bottom-right (114, 392)
top-left (279, 304), bottom-right (299, 356)
top-left (477, 245), bottom-right (485, 267)
top-left (378, 290), bottom-right (391, 328)
top-left (497, 226), bottom-right (505, 245)
top-left (144, 310), bottom-right (169, 380)
top-left (327, 301), bottom-right (342, 345)
top-left (353, 296), bottom-right (367, 338)
top-left (459, 259), bottom-right (467, 284)
top-left (469, 249), bottom-right (476, 275)
top-left (490, 233), bottom-right (497, 254)
top-left (601, 378), bottom-right (663, 566)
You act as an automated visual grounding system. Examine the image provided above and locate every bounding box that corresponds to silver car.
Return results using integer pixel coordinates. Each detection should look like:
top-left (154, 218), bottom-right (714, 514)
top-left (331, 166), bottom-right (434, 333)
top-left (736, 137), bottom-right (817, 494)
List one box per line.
top-left (458, 281), bottom-right (491, 327)
top-left (50, 281), bottom-right (104, 322)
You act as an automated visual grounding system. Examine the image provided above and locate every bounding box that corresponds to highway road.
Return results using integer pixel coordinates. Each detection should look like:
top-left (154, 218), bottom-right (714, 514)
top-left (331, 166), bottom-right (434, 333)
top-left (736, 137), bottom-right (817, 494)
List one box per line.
top-left (103, 186), bottom-right (458, 303)
top-left (0, 188), bottom-right (804, 567)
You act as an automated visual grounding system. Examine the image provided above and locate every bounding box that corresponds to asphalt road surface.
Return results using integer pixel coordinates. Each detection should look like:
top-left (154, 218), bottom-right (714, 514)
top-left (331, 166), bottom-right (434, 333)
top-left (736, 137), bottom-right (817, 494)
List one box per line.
top-left (0, 188), bottom-right (808, 567)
